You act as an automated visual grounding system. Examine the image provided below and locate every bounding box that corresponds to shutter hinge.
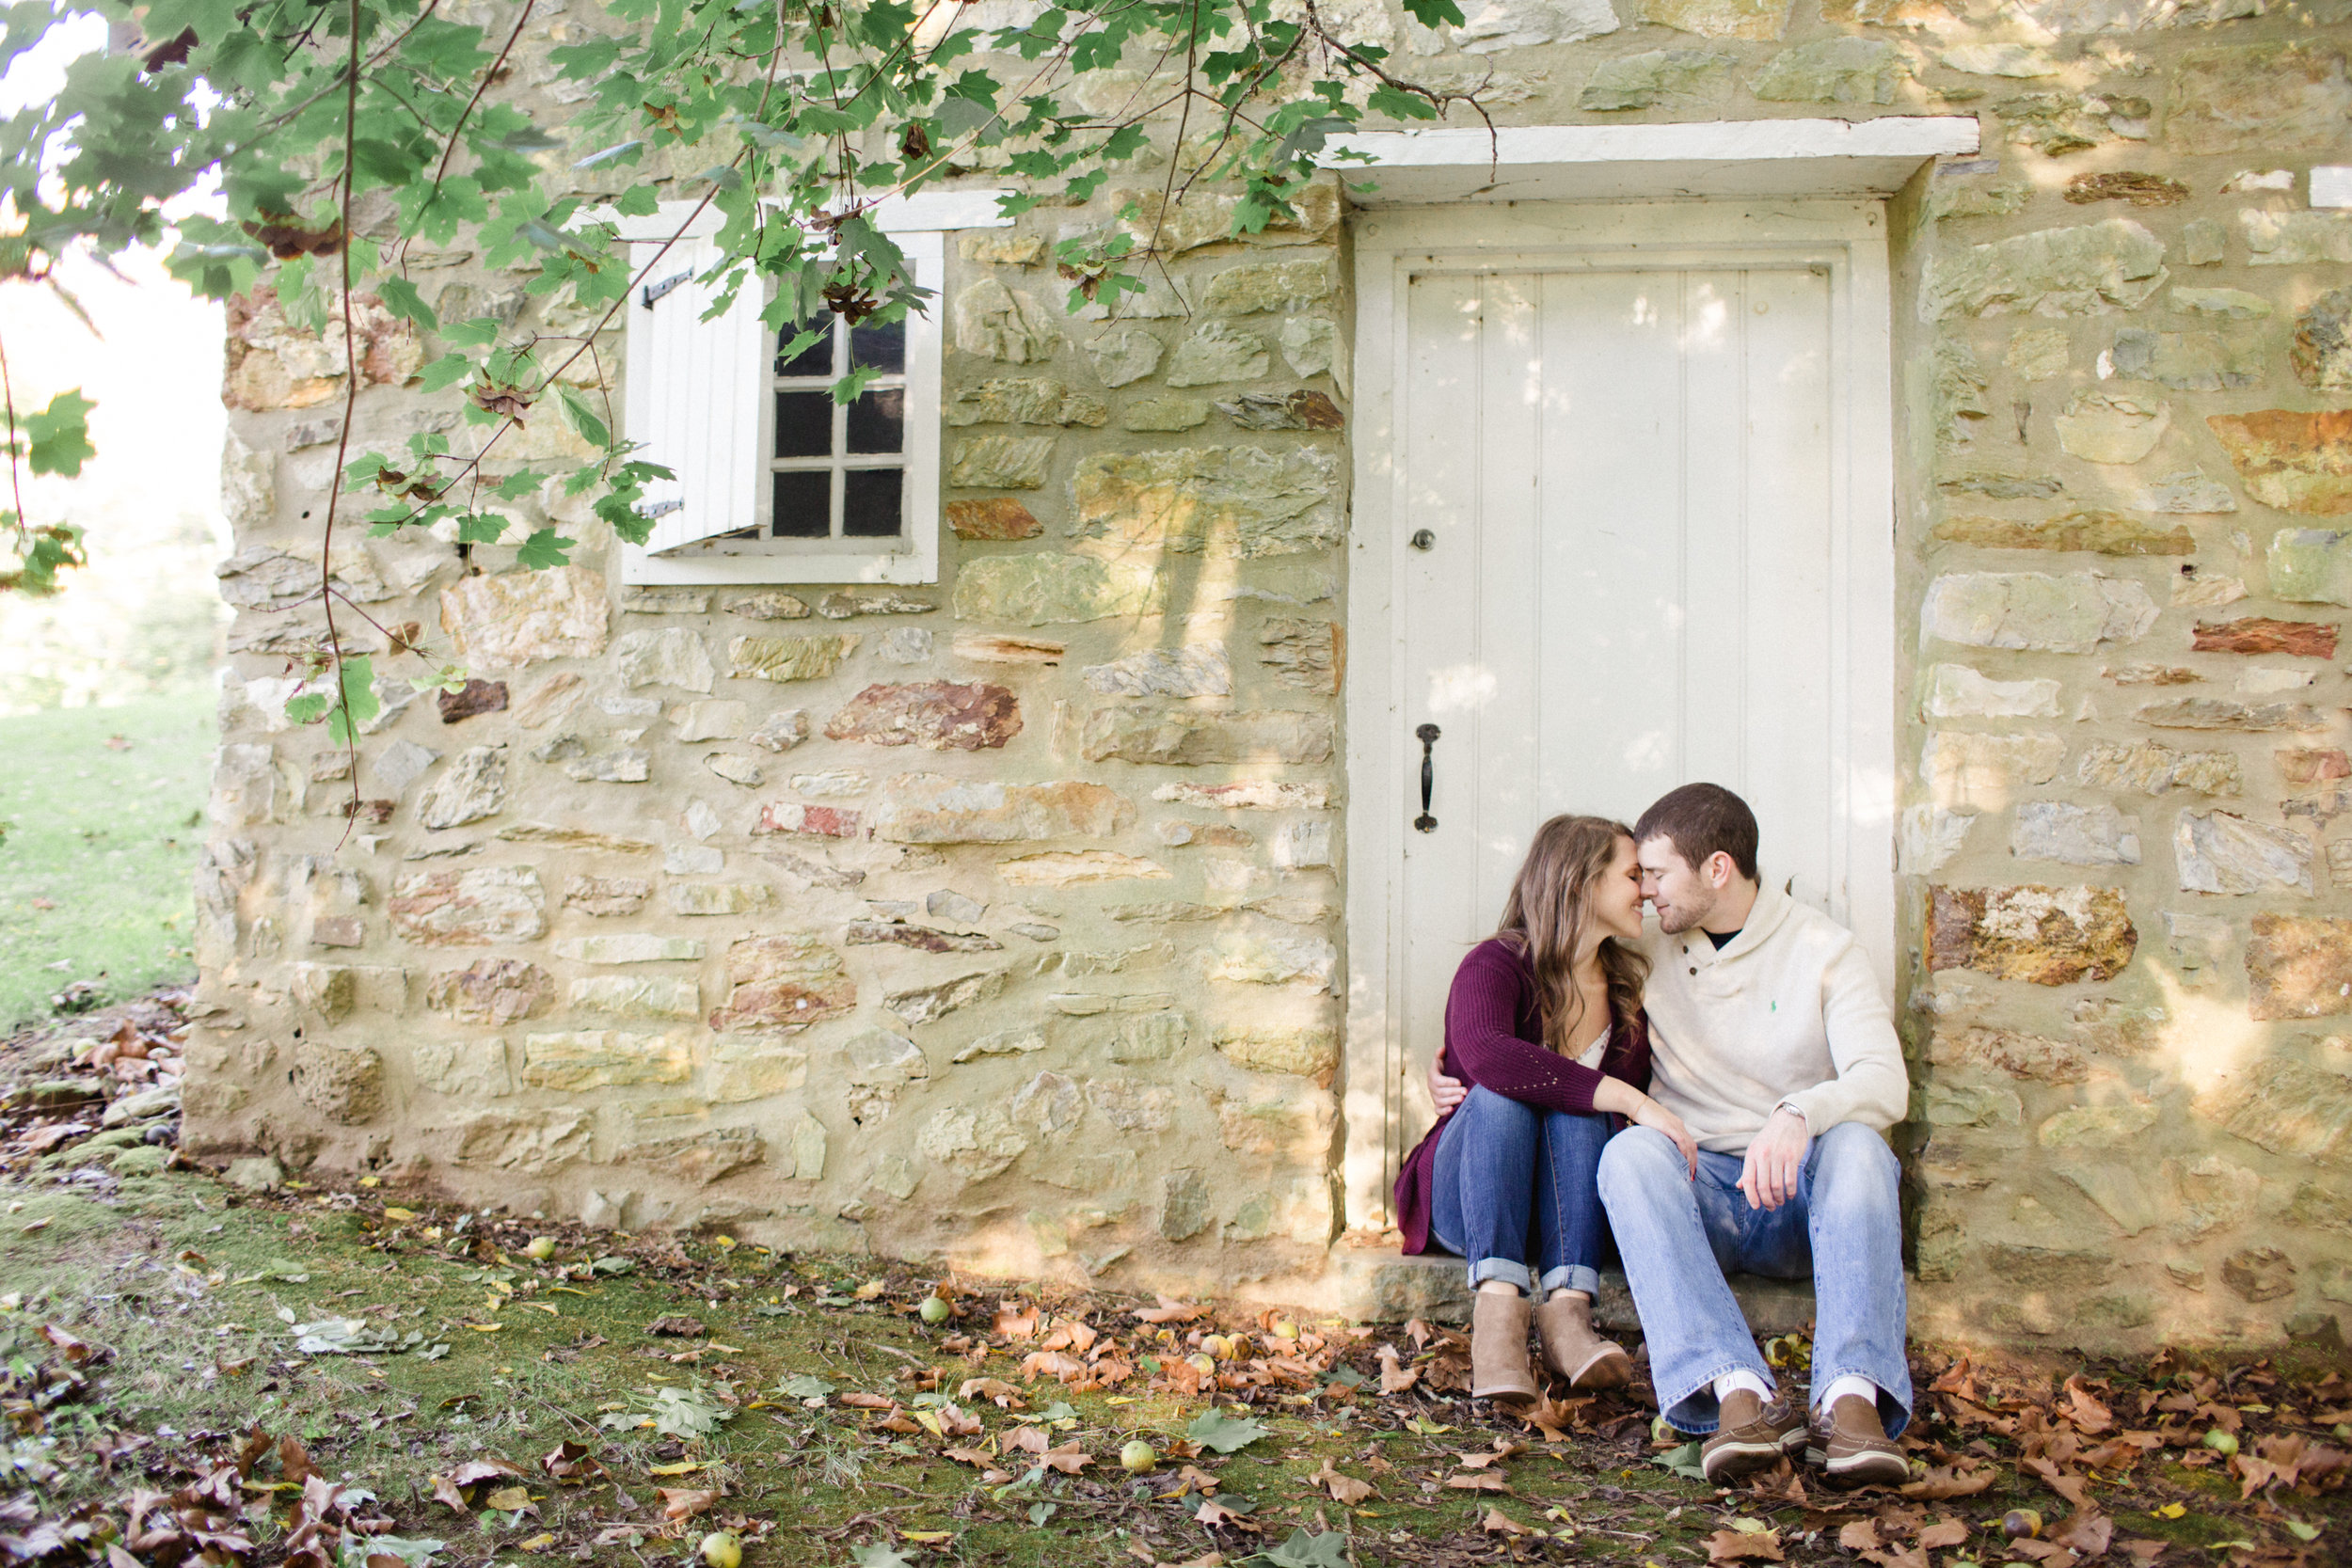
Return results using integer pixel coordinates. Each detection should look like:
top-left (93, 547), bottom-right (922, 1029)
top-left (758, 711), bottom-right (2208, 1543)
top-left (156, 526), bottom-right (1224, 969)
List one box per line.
top-left (640, 271), bottom-right (691, 309)
top-left (636, 498), bottom-right (685, 520)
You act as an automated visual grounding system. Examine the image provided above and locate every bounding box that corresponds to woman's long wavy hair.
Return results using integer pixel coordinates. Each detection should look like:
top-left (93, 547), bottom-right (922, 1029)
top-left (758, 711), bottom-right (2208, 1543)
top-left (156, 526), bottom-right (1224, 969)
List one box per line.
top-left (1495, 814), bottom-right (1649, 1054)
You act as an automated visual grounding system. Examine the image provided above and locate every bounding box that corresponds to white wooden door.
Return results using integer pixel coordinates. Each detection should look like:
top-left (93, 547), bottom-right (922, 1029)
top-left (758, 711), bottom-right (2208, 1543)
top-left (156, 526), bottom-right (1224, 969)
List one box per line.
top-left (1390, 261), bottom-right (1847, 1195)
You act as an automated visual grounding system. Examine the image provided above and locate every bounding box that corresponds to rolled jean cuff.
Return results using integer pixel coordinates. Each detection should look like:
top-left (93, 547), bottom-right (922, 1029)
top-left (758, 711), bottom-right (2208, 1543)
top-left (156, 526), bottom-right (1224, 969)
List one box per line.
top-left (1467, 1257), bottom-right (1534, 1293)
top-left (1540, 1263), bottom-right (1599, 1297)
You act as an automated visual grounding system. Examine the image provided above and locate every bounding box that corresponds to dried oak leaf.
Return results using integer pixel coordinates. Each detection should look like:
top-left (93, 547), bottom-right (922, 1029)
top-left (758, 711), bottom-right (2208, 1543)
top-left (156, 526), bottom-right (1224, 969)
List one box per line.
top-left (1704, 1527), bottom-right (1783, 1563)
top-left (1899, 1465), bottom-right (1994, 1500)
top-left (1481, 1509), bottom-right (1532, 1536)
top-left (1443, 1471), bottom-right (1509, 1494)
top-left (644, 1316), bottom-right (706, 1338)
top-left (1307, 1459), bottom-right (1375, 1506)
top-left (658, 1488), bottom-right (719, 1522)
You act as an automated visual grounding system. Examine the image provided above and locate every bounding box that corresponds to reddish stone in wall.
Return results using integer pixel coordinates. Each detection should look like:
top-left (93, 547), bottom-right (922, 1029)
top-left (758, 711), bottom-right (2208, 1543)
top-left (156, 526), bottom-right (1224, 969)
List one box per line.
top-left (2190, 616), bottom-right (2339, 657)
top-left (2280, 749), bottom-right (2352, 786)
top-left (438, 679), bottom-right (510, 722)
top-left (945, 498), bottom-right (1043, 540)
top-left (754, 802), bottom-right (861, 838)
top-left (2207, 410), bottom-right (2352, 516)
top-left (707, 932), bottom-right (857, 1033)
top-left (824, 682), bottom-right (1021, 751)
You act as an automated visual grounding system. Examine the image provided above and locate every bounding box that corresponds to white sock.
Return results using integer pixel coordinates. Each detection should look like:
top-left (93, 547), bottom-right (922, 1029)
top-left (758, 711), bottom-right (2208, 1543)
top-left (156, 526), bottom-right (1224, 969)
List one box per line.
top-left (1818, 1373), bottom-right (1877, 1412)
top-left (1713, 1369), bottom-right (1772, 1403)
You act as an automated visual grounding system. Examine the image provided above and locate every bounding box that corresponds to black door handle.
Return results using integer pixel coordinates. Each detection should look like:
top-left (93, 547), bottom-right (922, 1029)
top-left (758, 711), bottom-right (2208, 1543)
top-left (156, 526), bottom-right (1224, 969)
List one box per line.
top-left (1414, 723), bottom-right (1439, 832)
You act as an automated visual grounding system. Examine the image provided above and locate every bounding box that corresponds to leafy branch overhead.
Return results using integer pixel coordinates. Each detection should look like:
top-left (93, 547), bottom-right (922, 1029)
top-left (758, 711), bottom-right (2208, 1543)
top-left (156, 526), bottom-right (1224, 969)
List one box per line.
top-left (0, 0), bottom-right (1480, 764)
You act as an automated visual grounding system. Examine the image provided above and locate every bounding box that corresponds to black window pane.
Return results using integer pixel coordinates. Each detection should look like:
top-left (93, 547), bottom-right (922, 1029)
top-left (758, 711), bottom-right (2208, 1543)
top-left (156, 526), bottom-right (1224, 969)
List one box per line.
top-left (850, 318), bottom-right (905, 374)
top-left (771, 469), bottom-right (831, 538)
top-left (775, 312), bottom-right (836, 376)
top-left (842, 468), bottom-right (903, 538)
top-left (773, 391), bottom-right (834, 459)
top-left (846, 388), bottom-right (904, 455)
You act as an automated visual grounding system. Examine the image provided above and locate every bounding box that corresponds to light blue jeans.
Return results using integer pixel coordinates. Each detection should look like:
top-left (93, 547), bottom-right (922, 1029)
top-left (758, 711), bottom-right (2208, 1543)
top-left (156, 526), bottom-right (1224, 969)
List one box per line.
top-left (1429, 1085), bottom-right (1613, 1298)
top-left (1596, 1120), bottom-right (1911, 1437)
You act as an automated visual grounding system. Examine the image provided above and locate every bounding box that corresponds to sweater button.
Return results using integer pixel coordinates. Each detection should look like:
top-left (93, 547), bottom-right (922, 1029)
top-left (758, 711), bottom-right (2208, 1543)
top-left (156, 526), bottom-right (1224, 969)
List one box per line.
top-left (1688, 966), bottom-right (1697, 975)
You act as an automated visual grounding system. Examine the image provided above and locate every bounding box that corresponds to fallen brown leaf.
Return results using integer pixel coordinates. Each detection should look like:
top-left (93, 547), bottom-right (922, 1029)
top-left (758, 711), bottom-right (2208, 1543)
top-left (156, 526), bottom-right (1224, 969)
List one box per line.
top-left (1375, 1345), bottom-right (1420, 1395)
top-left (1456, 1442), bottom-right (1524, 1469)
top-left (1480, 1509), bottom-right (1532, 1537)
top-left (1194, 1497), bottom-right (1258, 1531)
top-left (1307, 1459), bottom-right (1375, 1506)
top-left (1918, 1518), bottom-right (1969, 1550)
top-left (1703, 1528), bottom-right (1783, 1562)
top-left (1175, 1465), bottom-right (1220, 1496)
top-left (1899, 1464), bottom-right (1993, 1499)
top-left (1837, 1520), bottom-right (1882, 1551)
top-left (656, 1487), bottom-right (718, 1522)
top-left (1040, 1444), bottom-right (1091, 1475)
top-left (644, 1316), bottom-right (705, 1338)
top-left (1443, 1471), bottom-right (1509, 1494)
top-left (2049, 1511), bottom-right (2113, 1560)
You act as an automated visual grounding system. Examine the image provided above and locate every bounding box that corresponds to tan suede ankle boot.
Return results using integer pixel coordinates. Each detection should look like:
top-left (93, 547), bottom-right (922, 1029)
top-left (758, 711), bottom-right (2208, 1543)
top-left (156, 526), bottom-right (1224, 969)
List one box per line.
top-left (1470, 1290), bottom-right (1538, 1403)
top-left (1534, 1291), bottom-right (1632, 1388)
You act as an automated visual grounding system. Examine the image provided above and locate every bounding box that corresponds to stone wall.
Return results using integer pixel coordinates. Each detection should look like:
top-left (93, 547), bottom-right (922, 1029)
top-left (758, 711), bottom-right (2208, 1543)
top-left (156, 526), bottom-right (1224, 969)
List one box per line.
top-left (190, 0), bottom-right (2352, 1343)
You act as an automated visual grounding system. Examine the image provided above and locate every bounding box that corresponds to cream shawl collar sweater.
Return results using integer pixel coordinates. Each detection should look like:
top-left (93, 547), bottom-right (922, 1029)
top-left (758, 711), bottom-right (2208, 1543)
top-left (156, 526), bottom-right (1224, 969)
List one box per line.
top-left (1637, 885), bottom-right (1907, 1154)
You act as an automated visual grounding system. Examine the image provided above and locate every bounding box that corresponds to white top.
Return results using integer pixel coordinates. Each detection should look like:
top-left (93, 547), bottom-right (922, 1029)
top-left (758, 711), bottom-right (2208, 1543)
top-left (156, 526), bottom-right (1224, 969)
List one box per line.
top-left (1573, 1025), bottom-right (1611, 1071)
top-left (1637, 885), bottom-right (1909, 1154)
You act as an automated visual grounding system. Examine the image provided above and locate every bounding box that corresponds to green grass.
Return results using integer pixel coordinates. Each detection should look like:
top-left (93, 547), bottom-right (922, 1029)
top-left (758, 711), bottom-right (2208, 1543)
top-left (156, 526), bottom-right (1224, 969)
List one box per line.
top-left (0, 687), bottom-right (213, 1029)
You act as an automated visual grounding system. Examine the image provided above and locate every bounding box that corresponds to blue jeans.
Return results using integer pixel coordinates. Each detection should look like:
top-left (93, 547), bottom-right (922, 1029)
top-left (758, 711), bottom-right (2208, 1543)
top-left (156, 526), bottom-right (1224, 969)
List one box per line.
top-left (1428, 1085), bottom-right (1613, 1298)
top-left (1597, 1121), bottom-right (1911, 1438)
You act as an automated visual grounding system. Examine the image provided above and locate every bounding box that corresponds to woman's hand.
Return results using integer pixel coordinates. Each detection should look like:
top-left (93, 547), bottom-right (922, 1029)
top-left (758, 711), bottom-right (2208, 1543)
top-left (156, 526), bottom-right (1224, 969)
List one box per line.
top-left (1626, 1095), bottom-right (1698, 1180)
top-left (1427, 1053), bottom-right (1467, 1115)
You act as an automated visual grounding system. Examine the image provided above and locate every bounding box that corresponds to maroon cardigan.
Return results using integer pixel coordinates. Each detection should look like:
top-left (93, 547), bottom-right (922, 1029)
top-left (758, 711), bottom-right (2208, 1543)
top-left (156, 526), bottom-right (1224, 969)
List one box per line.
top-left (1393, 936), bottom-right (1654, 1256)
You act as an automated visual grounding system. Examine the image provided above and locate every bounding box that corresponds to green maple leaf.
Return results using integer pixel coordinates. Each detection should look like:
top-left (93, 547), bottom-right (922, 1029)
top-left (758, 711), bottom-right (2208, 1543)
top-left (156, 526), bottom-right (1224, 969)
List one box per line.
top-left (1185, 1407), bottom-right (1271, 1453)
top-left (24, 390), bottom-right (96, 476)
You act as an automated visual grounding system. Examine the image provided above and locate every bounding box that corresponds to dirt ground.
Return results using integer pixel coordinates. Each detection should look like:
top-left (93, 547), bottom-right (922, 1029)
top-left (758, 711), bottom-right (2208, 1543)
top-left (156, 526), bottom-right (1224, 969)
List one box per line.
top-left (4, 993), bottom-right (2347, 1568)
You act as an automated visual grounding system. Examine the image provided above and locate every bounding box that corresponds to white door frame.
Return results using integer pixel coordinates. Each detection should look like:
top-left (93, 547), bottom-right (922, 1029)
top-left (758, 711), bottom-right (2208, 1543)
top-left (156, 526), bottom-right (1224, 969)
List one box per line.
top-left (1341, 199), bottom-right (1901, 1230)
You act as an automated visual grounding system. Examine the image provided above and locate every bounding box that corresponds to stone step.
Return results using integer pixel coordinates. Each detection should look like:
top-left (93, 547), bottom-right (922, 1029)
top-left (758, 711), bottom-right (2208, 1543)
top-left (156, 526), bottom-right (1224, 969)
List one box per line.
top-left (1323, 1249), bottom-right (1818, 1337)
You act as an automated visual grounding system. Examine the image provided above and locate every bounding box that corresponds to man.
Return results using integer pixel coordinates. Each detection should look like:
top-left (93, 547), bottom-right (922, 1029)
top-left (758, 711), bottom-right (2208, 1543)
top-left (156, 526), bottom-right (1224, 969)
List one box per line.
top-left (1429, 784), bottom-right (1911, 1485)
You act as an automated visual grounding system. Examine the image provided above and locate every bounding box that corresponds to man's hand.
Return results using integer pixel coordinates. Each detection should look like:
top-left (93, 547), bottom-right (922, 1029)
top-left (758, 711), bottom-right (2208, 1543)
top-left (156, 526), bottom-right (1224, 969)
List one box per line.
top-left (1427, 1053), bottom-right (1467, 1115)
top-left (1737, 1107), bottom-right (1810, 1212)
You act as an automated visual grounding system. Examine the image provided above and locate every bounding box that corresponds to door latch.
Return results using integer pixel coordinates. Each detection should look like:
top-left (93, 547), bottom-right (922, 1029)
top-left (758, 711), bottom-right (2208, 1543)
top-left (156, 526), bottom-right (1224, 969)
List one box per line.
top-left (1407, 529), bottom-right (1436, 552)
top-left (1414, 723), bottom-right (1440, 832)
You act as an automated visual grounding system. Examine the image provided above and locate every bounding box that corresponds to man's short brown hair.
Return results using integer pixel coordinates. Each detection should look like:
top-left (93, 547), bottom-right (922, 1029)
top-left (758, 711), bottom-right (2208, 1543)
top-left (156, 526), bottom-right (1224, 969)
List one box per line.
top-left (1634, 783), bottom-right (1759, 883)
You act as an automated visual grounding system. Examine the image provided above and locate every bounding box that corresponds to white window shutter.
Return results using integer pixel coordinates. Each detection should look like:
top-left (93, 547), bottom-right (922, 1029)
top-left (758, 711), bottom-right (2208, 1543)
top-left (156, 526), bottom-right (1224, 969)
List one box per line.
top-left (622, 235), bottom-right (767, 554)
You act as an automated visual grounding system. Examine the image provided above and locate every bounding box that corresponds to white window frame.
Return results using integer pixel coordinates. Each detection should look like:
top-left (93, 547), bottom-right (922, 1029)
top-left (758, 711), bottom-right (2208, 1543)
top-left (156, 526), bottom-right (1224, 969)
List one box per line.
top-left (612, 191), bottom-right (1010, 586)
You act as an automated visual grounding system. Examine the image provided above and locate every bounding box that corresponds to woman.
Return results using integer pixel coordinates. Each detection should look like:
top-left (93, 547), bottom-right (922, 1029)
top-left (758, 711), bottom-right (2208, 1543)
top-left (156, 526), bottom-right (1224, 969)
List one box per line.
top-left (1392, 814), bottom-right (1699, 1403)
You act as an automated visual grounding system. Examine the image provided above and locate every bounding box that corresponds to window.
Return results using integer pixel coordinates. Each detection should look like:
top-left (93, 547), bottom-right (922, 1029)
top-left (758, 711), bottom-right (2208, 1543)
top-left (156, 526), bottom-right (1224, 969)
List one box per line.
top-left (614, 195), bottom-right (1006, 586)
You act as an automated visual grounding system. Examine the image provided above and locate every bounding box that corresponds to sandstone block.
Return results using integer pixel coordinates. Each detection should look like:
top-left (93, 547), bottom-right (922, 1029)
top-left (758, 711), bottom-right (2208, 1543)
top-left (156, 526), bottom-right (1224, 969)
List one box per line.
top-left (1919, 731), bottom-right (2065, 807)
top-left (666, 882), bottom-right (778, 916)
top-left (1278, 316), bottom-right (1335, 378)
top-left (845, 920), bottom-right (1002, 953)
top-left (2266, 529), bottom-right (2352, 605)
top-left (2247, 914), bottom-right (2352, 1019)
top-left (1898, 804), bottom-right (1974, 876)
top-left (2054, 392), bottom-right (2169, 464)
top-left (1013, 1071), bottom-right (1088, 1137)
top-left (1214, 1024), bottom-right (1341, 1085)
top-left (1579, 48), bottom-right (1734, 110)
top-left (1751, 37), bottom-right (1903, 103)
top-left (2110, 328), bottom-right (2258, 392)
top-left (1927, 884), bottom-right (2136, 985)
top-left (729, 634), bottom-right (858, 682)
top-left (2057, 1162), bottom-right (2167, 1237)
top-left (1152, 780), bottom-right (1329, 810)
top-left (292, 1040), bottom-right (383, 1124)
top-left (749, 710), bottom-right (813, 751)
top-left (2192, 617), bottom-right (2338, 658)
top-left (1084, 326), bottom-right (1163, 389)
top-left (723, 591), bottom-right (813, 620)
top-left (2039, 1099), bottom-right (2158, 1149)
top-left (568, 974), bottom-right (701, 1022)
top-left (521, 1031), bottom-right (691, 1091)
top-left (951, 1026), bottom-right (1045, 1063)
top-left (562, 878), bottom-right (651, 920)
top-left (945, 377), bottom-right (1107, 428)
top-left (426, 958), bottom-right (554, 1024)
top-left (1198, 261), bottom-right (1333, 316)
top-left (916, 1105), bottom-right (1027, 1184)
top-left (2207, 411), bottom-right (2352, 516)
top-left (1216, 390), bottom-right (1343, 432)
top-left (1924, 221), bottom-right (2168, 320)
top-left (944, 498), bottom-right (1041, 540)
top-left (1928, 1025), bottom-right (2088, 1085)
top-left (1636, 0), bottom-right (1789, 39)
top-left (1259, 618), bottom-right (1343, 694)
top-left (2243, 210), bottom-right (2352, 267)
top-left (2219, 1247), bottom-right (2298, 1304)
top-left (419, 746), bottom-right (508, 830)
top-left (709, 932), bottom-right (856, 1033)
top-left (439, 1108), bottom-right (590, 1173)
top-left (436, 679), bottom-right (508, 724)
top-left (412, 1037), bottom-right (511, 1098)
top-left (562, 748), bottom-right (649, 784)
top-left (1158, 1168), bottom-right (1213, 1241)
top-left (2200, 1057), bottom-right (2352, 1164)
top-left (438, 566), bottom-right (609, 670)
top-left (1919, 572), bottom-right (2156, 653)
top-left (1073, 446), bottom-right (1342, 560)
top-left (954, 278), bottom-right (1061, 363)
top-left (870, 773), bottom-right (1132, 843)
top-left (2074, 740), bottom-right (2239, 797)
top-left (952, 553), bottom-right (1164, 625)
top-left (1921, 664), bottom-right (2059, 720)
top-left (2012, 801), bottom-right (2141, 866)
top-left (1923, 1079), bottom-right (2023, 1131)
top-left (1121, 393), bottom-right (1213, 433)
top-left (389, 865), bottom-right (545, 946)
top-left (552, 933), bottom-right (705, 963)
top-left (707, 1040), bottom-right (809, 1102)
top-left (1207, 929), bottom-right (1338, 989)
top-left (788, 1113), bottom-right (827, 1180)
top-left (947, 434), bottom-right (1056, 489)
top-left (671, 701), bottom-right (749, 741)
top-left (1165, 321), bottom-right (1270, 388)
top-left (2167, 44), bottom-right (2352, 156)
top-left (2137, 698), bottom-right (2324, 732)
top-left (615, 627), bottom-right (715, 693)
top-left (498, 822), bottom-right (660, 854)
top-left (621, 1126), bottom-right (764, 1185)
top-left (703, 753), bottom-right (763, 788)
top-left (885, 967), bottom-right (1007, 1026)
top-left (823, 681), bottom-right (1021, 751)
top-left (1930, 510), bottom-right (2191, 556)
top-left (1079, 706), bottom-right (1334, 766)
top-left (999, 851), bottom-right (1169, 887)
top-left (2172, 287), bottom-right (2271, 320)
top-left (1083, 643), bottom-right (1232, 699)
